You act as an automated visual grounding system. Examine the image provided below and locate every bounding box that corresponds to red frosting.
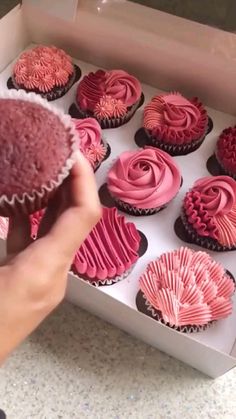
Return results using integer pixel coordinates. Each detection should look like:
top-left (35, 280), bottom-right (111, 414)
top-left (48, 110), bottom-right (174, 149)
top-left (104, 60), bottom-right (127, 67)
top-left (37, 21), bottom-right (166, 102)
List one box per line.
top-left (216, 126), bottom-right (236, 175)
top-left (143, 93), bottom-right (208, 145)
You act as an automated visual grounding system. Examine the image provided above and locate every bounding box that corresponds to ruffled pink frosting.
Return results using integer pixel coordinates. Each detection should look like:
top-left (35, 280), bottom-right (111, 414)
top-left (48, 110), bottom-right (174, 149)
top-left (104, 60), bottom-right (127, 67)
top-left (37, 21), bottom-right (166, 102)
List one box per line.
top-left (140, 247), bottom-right (234, 327)
top-left (108, 147), bottom-right (181, 209)
top-left (143, 93), bottom-right (208, 145)
top-left (13, 45), bottom-right (74, 93)
top-left (184, 176), bottom-right (236, 247)
top-left (73, 207), bottom-right (140, 281)
top-left (216, 126), bottom-right (236, 174)
top-left (76, 69), bottom-right (141, 112)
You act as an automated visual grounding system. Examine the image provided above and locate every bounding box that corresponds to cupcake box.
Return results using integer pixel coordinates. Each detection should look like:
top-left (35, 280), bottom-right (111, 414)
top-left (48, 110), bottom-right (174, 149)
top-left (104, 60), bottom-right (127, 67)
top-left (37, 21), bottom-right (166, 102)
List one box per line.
top-left (1, 2), bottom-right (236, 378)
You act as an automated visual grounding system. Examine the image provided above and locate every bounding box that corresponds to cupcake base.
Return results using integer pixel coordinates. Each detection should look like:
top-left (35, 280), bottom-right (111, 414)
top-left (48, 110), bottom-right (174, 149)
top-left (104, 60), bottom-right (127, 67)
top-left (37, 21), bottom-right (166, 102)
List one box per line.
top-left (69, 93), bottom-right (145, 129)
top-left (134, 117), bottom-right (213, 156)
top-left (207, 154), bottom-right (236, 180)
top-left (7, 64), bottom-right (82, 101)
top-left (174, 212), bottom-right (236, 252)
top-left (71, 229), bottom-right (148, 287)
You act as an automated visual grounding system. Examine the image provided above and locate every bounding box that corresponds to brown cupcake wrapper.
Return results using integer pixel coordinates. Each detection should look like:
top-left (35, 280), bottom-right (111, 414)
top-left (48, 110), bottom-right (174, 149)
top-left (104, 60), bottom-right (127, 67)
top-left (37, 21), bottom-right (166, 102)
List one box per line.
top-left (112, 196), bottom-right (165, 216)
top-left (70, 264), bottom-right (134, 287)
top-left (215, 153), bottom-right (236, 180)
top-left (0, 90), bottom-right (79, 216)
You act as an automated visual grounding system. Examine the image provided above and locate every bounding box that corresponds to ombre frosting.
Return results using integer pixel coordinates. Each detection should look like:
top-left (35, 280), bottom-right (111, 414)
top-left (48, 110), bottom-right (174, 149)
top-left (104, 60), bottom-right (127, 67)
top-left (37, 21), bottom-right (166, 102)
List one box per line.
top-left (108, 147), bottom-right (181, 209)
top-left (13, 45), bottom-right (74, 93)
top-left (140, 247), bottom-right (234, 327)
top-left (76, 69), bottom-right (141, 115)
top-left (143, 92), bottom-right (208, 145)
top-left (73, 207), bottom-right (141, 281)
top-left (216, 126), bottom-right (236, 175)
top-left (184, 176), bottom-right (236, 247)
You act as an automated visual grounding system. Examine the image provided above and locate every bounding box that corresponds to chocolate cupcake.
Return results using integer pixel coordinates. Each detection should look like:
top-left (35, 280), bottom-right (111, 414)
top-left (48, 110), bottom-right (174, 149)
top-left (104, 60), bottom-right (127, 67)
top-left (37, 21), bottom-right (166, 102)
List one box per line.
top-left (137, 247), bottom-right (235, 333)
top-left (73, 69), bottom-right (143, 128)
top-left (215, 126), bottom-right (236, 178)
top-left (71, 207), bottom-right (146, 286)
top-left (107, 147), bottom-right (181, 216)
top-left (0, 90), bottom-right (77, 216)
top-left (139, 92), bottom-right (209, 156)
top-left (10, 45), bottom-right (80, 101)
top-left (73, 118), bottom-right (109, 171)
top-left (181, 176), bottom-right (236, 251)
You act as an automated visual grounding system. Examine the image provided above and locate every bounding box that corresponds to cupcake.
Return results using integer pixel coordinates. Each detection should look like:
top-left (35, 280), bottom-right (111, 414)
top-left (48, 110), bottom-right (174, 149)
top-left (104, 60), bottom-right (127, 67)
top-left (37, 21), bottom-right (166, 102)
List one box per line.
top-left (71, 207), bottom-right (143, 286)
top-left (107, 147), bottom-right (181, 216)
top-left (74, 69), bottom-right (143, 128)
top-left (10, 45), bottom-right (80, 101)
top-left (215, 126), bottom-right (236, 178)
top-left (140, 92), bottom-right (209, 155)
top-left (0, 90), bottom-right (77, 216)
top-left (73, 118), bottom-right (109, 171)
top-left (137, 247), bottom-right (235, 332)
top-left (181, 176), bottom-right (236, 251)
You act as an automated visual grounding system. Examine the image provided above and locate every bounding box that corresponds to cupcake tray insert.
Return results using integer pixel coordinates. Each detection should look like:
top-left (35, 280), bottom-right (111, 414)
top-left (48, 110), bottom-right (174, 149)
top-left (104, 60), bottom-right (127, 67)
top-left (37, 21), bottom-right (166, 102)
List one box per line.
top-left (1, 43), bottom-right (236, 377)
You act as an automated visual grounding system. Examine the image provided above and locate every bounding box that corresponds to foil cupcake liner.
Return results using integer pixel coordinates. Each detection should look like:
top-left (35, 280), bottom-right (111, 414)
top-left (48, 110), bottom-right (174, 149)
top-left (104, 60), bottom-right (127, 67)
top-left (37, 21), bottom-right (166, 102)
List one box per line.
top-left (0, 89), bottom-right (78, 216)
top-left (70, 264), bottom-right (134, 287)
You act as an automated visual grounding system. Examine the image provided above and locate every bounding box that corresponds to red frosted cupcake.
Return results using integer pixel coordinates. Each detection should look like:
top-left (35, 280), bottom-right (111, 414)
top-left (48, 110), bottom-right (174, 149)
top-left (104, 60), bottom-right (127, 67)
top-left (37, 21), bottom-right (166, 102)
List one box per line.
top-left (216, 126), bottom-right (236, 179)
top-left (137, 247), bottom-right (235, 332)
top-left (0, 90), bottom-right (77, 216)
top-left (181, 176), bottom-right (236, 251)
top-left (10, 45), bottom-right (80, 101)
top-left (142, 92), bottom-right (209, 155)
top-left (107, 147), bottom-right (181, 216)
top-left (74, 69), bottom-right (143, 128)
top-left (73, 118), bottom-right (109, 171)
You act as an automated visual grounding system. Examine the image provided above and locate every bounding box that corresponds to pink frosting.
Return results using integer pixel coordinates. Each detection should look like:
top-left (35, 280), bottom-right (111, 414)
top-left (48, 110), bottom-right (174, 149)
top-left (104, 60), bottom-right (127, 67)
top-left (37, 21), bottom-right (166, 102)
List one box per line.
top-left (76, 69), bottom-right (141, 112)
top-left (140, 247), bottom-right (234, 327)
top-left (0, 217), bottom-right (8, 240)
top-left (73, 118), bottom-right (106, 168)
top-left (73, 207), bottom-right (140, 281)
top-left (143, 93), bottom-right (208, 145)
top-left (13, 45), bottom-right (74, 93)
top-left (108, 147), bottom-right (181, 210)
top-left (216, 126), bottom-right (236, 174)
top-left (184, 176), bottom-right (236, 247)
top-left (94, 96), bottom-right (127, 119)
top-left (30, 210), bottom-right (45, 239)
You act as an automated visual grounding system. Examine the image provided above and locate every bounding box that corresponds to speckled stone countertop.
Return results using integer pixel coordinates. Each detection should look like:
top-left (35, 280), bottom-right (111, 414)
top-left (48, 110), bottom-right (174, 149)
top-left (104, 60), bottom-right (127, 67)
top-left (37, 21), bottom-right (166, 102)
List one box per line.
top-left (0, 301), bottom-right (236, 419)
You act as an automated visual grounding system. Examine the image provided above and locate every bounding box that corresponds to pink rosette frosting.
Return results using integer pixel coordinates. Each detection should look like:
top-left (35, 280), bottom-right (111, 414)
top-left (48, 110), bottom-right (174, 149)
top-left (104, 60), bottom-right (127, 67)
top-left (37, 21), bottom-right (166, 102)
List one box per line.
top-left (105, 70), bottom-right (142, 107)
top-left (13, 45), bottom-right (74, 93)
top-left (143, 92), bottom-right (208, 145)
top-left (184, 176), bottom-right (236, 247)
top-left (108, 147), bottom-right (181, 210)
top-left (73, 207), bottom-right (140, 281)
top-left (216, 126), bottom-right (236, 175)
top-left (73, 118), bottom-right (106, 168)
top-left (140, 247), bottom-right (234, 327)
top-left (94, 96), bottom-right (127, 120)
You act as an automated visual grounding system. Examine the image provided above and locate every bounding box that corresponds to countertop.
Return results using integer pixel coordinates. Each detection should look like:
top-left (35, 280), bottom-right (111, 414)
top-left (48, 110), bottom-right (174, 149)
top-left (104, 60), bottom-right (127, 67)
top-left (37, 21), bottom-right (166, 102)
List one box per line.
top-left (1, 301), bottom-right (236, 419)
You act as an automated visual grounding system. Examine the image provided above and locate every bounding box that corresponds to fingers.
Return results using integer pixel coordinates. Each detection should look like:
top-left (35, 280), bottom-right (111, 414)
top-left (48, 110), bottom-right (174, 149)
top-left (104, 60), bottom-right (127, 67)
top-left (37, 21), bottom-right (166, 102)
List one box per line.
top-left (7, 215), bottom-right (32, 256)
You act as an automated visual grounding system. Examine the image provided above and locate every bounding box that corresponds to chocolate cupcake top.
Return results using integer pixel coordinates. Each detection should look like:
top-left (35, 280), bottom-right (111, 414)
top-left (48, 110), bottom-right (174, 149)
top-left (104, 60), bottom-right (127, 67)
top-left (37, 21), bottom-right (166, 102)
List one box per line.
top-left (143, 92), bottom-right (208, 145)
top-left (140, 247), bottom-right (234, 328)
top-left (0, 98), bottom-right (74, 198)
top-left (107, 147), bottom-right (181, 209)
top-left (216, 126), bottom-right (236, 176)
top-left (183, 176), bottom-right (236, 248)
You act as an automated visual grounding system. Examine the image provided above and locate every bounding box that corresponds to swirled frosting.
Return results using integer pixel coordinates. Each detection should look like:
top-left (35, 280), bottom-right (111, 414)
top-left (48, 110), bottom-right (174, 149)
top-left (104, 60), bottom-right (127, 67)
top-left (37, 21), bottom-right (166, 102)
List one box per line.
top-left (73, 118), bottom-right (106, 167)
top-left (76, 69), bottom-right (141, 113)
top-left (72, 207), bottom-right (141, 281)
top-left (108, 147), bottom-right (181, 209)
top-left (140, 247), bottom-right (234, 327)
top-left (13, 45), bottom-right (74, 93)
top-left (216, 126), bottom-right (236, 175)
top-left (184, 176), bottom-right (236, 247)
top-left (143, 92), bottom-right (208, 145)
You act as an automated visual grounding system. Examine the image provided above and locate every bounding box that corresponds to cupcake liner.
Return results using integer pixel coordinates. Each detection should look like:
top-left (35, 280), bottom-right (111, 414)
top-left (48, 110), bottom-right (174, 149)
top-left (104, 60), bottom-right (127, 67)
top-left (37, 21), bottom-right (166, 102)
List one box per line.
top-left (0, 89), bottom-right (78, 216)
top-left (112, 196), bottom-right (166, 216)
top-left (70, 264), bottom-right (135, 287)
top-left (8, 64), bottom-right (82, 102)
top-left (215, 154), bottom-right (236, 180)
top-left (69, 92), bottom-right (145, 129)
top-left (180, 211), bottom-right (236, 252)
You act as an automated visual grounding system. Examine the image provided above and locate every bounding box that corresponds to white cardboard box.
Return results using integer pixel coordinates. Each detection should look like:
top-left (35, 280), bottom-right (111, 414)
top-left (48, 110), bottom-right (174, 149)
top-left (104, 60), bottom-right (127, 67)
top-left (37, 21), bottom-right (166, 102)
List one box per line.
top-left (1, 1), bottom-right (236, 378)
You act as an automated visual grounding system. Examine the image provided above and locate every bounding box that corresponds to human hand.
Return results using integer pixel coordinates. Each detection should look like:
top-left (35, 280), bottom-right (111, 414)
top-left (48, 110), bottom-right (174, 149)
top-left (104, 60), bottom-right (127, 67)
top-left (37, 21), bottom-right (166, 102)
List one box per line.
top-left (0, 152), bottom-right (101, 364)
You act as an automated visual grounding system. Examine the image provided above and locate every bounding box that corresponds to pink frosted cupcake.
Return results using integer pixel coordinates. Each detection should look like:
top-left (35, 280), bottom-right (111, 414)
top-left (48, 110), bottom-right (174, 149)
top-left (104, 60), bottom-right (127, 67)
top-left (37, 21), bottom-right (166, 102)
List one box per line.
top-left (107, 147), bottom-right (181, 216)
top-left (216, 126), bottom-right (236, 179)
top-left (74, 69), bottom-right (143, 128)
top-left (141, 92), bottom-right (209, 155)
top-left (73, 118), bottom-right (110, 171)
top-left (71, 207), bottom-right (145, 286)
top-left (137, 247), bottom-right (235, 332)
top-left (9, 45), bottom-right (81, 101)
